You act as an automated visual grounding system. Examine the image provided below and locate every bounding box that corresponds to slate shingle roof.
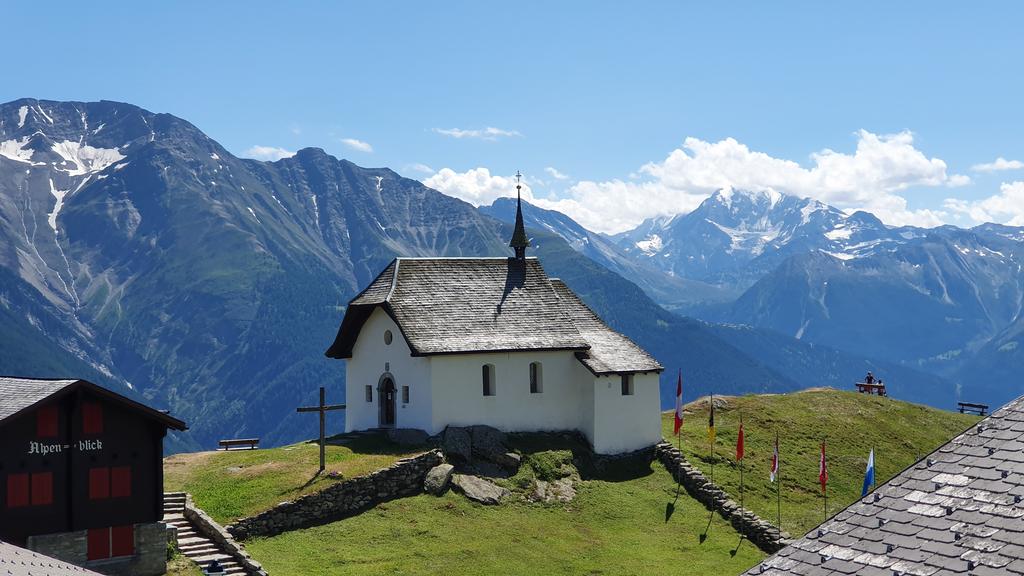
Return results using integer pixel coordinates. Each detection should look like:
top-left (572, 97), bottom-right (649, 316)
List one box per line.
top-left (0, 540), bottom-right (102, 575)
top-left (745, 395), bottom-right (1024, 576)
top-left (325, 257), bottom-right (663, 375)
top-left (0, 376), bottom-right (187, 430)
top-left (550, 279), bottom-right (662, 375)
top-left (0, 377), bottom-right (78, 421)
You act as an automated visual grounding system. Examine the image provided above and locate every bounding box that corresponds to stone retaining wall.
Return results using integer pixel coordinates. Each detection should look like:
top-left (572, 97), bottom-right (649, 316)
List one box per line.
top-left (655, 442), bottom-right (793, 554)
top-left (184, 494), bottom-right (268, 576)
top-left (228, 450), bottom-right (444, 540)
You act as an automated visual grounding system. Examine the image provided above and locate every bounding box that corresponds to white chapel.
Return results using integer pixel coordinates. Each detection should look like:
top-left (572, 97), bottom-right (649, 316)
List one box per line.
top-left (325, 182), bottom-right (663, 454)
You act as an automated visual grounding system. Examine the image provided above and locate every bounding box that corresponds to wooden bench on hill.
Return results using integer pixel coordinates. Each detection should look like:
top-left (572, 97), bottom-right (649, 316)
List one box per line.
top-left (855, 381), bottom-right (887, 396)
top-left (218, 438), bottom-right (260, 451)
top-left (958, 402), bottom-right (989, 416)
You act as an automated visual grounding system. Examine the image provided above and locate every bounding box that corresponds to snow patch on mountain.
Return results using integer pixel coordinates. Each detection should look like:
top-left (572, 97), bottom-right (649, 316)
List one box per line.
top-left (635, 234), bottom-right (663, 256)
top-left (50, 141), bottom-right (125, 176)
top-left (0, 137), bottom-right (42, 164)
top-left (825, 226), bottom-right (853, 241)
top-left (17, 106), bottom-right (28, 128)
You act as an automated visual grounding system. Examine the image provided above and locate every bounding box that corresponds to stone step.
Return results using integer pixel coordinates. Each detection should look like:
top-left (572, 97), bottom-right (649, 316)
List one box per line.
top-left (190, 552), bottom-right (234, 563)
top-left (179, 540), bottom-right (216, 550)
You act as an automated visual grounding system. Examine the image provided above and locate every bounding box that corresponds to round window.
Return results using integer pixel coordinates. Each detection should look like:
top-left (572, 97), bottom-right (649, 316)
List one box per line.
top-left (384, 330), bottom-right (393, 345)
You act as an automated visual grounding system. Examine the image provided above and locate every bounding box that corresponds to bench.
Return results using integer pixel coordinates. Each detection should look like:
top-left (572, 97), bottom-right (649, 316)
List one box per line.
top-left (855, 382), bottom-right (887, 396)
top-left (958, 402), bottom-right (988, 416)
top-left (218, 438), bottom-right (260, 451)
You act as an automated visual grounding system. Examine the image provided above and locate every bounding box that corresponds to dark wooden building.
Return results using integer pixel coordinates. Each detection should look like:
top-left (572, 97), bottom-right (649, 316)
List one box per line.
top-left (0, 377), bottom-right (186, 576)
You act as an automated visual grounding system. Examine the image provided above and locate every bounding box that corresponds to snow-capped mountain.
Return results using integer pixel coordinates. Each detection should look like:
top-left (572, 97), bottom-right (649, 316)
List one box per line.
top-left (614, 188), bottom-right (912, 292)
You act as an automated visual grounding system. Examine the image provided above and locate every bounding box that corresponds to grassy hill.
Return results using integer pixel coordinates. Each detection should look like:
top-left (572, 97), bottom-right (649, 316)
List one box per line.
top-left (164, 434), bottom-right (424, 524)
top-left (164, 389), bottom-right (977, 575)
top-left (242, 447), bottom-right (764, 576)
top-left (662, 388), bottom-right (979, 537)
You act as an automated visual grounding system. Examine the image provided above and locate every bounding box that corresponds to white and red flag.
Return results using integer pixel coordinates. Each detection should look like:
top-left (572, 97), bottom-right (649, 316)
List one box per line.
top-left (673, 370), bottom-right (683, 435)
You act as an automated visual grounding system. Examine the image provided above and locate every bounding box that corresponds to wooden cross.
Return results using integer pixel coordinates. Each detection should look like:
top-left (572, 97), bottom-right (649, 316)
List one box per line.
top-left (296, 386), bottom-right (346, 472)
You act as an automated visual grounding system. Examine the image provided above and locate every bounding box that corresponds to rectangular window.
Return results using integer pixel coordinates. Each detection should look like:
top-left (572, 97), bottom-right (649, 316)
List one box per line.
top-left (401, 386), bottom-right (409, 404)
top-left (37, 405), bottom-right (59, 437)
top-left (530, 362), bottom-right (542, 394)
top-left (6, 473), bottom-right (29, 508)
top-left (86, 526), bottom-right (134, 560)
top-left (89, 467), bottom-right (110, 500)
top-left (365, 385), bottom-right (373, 402)
top-left (482, 365), bottom-right (495, 396)
top-left (621, 375), bottom-right (634, 396)
top-left (30, 472), bottom-right (53, 506)
top-left (83, 402), bottom-right (103, 435)
top-left (87, 528), bottom-right (109, 560)
top-left (111, 525), bottom-right (134, 557)
top-left (111, 467), bottom-right (131, 498)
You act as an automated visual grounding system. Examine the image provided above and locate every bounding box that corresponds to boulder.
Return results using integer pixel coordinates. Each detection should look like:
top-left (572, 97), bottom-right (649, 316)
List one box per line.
top-left (529, 478), bottom-right (577, 503)
top-left (451, 474), bottom-right (509, 505)
top-left (469, 425), bottom-right (506, 457)
top-left (424, 463), bottom-right (455, 495)
top-left (387, 428), bottom-right (430, 447)
top-left (442, 427), bottom-right (472, 463)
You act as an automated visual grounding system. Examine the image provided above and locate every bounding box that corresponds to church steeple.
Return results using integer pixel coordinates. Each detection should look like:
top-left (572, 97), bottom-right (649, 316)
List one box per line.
top-left (510, 170), bottom-right (529, 260)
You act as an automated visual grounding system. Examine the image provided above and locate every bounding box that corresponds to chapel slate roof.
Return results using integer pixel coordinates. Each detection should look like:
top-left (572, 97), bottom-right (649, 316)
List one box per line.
top-left (0, 376), bottom-right (187, 430)
top-left (325, 257), bottom-right (663, 375)
top-left (550, 279), bottom-right (662, 375)
top-left (745, 395), bottom-right (1024, 576)
top-left (0, 540), bottom-right (103, 575)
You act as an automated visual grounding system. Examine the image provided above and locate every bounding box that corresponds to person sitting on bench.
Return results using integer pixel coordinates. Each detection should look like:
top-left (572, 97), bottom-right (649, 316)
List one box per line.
top-left (865, 372), bottom-right (875, 384)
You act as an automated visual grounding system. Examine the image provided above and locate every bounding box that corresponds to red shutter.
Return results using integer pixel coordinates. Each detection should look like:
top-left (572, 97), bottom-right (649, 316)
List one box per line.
top-left (111, 466), bottom-right (131, 498)
top-left (30, 472), bottom-right (53, 506)
top-left (82, 402), bottom-right (103, 435)
top-left (87, 528), bottom-right (110, 560)
top-left (89, 468), bottom-right (109, 500)
top-left (6, 474), bottom-right (29, 508)
top-left (37, 405), bottom-right (58, 437)
top-left (111, 525), bottom-right (134, 557)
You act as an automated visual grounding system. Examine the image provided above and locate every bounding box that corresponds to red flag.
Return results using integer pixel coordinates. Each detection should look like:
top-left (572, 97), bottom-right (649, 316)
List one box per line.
top-left (769, 432), bottom-right (779, 482)
top-left (673, 371), bottom-right (683, 435)
top-left (819, 441), bottom-right (828, 493)
top-left (736, 417), bottom-right (745, 460)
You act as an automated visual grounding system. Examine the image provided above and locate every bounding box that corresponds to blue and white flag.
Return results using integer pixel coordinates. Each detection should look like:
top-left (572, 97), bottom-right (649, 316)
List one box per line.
top-left (861, 448), bottom-right (875, 497)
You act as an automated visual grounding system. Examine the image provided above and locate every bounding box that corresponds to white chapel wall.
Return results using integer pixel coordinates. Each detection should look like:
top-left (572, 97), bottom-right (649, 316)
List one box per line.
top-left (590, 372), bottom-right (662, 454)
top-left (345, 307), bottom-right (432, 432)
top-left (428, 350), bottom-right (590, 436)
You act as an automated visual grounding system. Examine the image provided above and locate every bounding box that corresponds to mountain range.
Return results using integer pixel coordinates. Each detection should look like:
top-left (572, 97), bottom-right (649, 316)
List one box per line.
top-left (559, 188), bottom-right (1024, 406)
top-left (1, 98), bottom-right (1014, 451)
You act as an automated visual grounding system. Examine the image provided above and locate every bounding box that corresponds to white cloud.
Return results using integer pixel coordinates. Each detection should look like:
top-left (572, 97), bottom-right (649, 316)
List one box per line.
top-left (427, 131), bottom-right (968, 233)
top-left (432, 127), bottom-right (522, 140)
top-left (405, 163), bottom-right (435, 175)
top-left (423, 167), bottom-right (533, 207)
top-left (971, 157), bottom-right (1024, 172)
top-left (340, 138), bottom-right (373, 153)
top-left (243, 145), bottom-right (295, 161)
top-left (944, 181), bottom-right (1024, 226)
top-left (545, 166), bottom-right (570, 180)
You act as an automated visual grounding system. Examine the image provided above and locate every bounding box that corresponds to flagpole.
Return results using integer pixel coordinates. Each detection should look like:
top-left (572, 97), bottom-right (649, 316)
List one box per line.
top-left (739, 414), bottom-right (744, 534)
top-left (709, 394), bottom-right (715, 486)
top-left (823, 439), bottom-right (828, 521)
top-left (776, 430), bottom-right (781, 531)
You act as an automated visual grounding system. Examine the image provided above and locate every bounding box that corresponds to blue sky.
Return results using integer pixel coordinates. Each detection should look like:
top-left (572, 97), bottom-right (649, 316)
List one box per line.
top-left (7, 1), bottom-right (1024, 233)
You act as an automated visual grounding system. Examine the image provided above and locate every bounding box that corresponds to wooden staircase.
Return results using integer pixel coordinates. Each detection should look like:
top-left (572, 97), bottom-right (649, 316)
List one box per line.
top-left (163, 492), bottom-right (248, 575)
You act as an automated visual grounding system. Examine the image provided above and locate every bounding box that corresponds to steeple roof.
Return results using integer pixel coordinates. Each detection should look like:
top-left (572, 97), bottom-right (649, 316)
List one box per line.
top-left (510, 170), bottom-right (529, 258)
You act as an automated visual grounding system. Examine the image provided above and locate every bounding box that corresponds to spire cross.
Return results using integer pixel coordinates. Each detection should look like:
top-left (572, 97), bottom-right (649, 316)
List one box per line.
top-left (515, 170), bottom-right (522, 197)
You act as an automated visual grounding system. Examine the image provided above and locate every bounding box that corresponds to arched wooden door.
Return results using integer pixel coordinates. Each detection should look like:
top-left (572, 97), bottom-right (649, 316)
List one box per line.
top-left (379, 377), bottom-right (396, 427)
